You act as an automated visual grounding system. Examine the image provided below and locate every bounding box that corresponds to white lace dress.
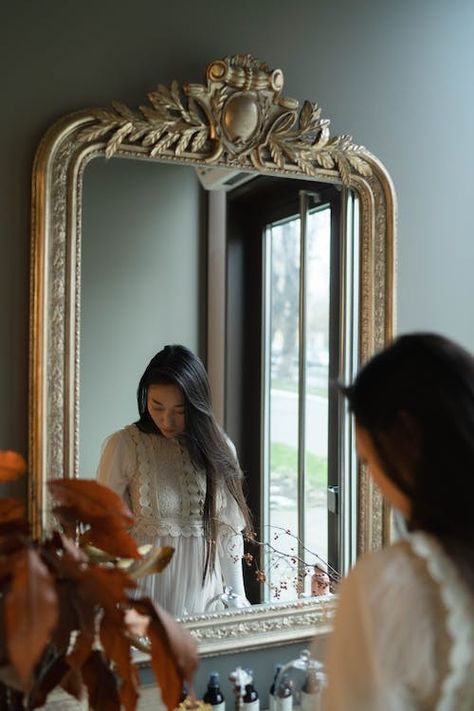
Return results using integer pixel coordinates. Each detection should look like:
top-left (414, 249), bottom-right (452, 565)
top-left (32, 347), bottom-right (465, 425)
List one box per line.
top-left (322, 532), bottom-right (474, 710)
top-left (97, 424), bottom-right (247, 617)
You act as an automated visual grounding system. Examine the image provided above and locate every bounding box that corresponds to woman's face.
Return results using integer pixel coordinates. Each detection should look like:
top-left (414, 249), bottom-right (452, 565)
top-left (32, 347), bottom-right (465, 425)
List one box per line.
top-left (147, 383), bottom-right (186, 438)
top-left (356, 425), bottom-right (411, 518)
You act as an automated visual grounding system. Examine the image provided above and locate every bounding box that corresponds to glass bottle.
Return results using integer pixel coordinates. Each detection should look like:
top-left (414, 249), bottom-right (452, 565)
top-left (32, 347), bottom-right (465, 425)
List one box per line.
top-left (268, 664), bottom-right (283, 711)
top-left (276, 673), bottom-right (292, 711)
top-left (204, 672), bottom-right (225, 711)
top-left (242, 670), bottom-right (259, 711)
top-left (301, 663), bottom-right (325, 711)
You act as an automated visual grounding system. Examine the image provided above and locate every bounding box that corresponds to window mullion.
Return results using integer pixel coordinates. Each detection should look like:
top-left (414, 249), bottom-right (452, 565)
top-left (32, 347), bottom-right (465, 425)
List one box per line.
top-left (297, 191), bottom-right (309, 580)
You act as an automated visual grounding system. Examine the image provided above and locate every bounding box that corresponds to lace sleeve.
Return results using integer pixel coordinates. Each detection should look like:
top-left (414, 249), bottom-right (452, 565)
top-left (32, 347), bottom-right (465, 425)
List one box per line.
top-left (96, 429), bottom-right (134, 499)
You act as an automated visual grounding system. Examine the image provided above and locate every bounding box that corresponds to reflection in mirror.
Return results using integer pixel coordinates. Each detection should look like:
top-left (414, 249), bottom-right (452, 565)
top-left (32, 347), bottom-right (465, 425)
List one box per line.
top-left (79, 157), bottom-right (356, 616)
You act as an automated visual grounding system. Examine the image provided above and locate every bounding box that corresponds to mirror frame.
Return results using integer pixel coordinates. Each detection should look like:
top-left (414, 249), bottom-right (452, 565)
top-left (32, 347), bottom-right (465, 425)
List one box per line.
top-left (29, 54), bottom-right (396, 653)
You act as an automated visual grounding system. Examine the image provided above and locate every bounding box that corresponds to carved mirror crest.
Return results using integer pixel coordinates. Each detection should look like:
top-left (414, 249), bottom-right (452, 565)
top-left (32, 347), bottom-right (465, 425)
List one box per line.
top-left (30, 54), bottom-right (396, 653)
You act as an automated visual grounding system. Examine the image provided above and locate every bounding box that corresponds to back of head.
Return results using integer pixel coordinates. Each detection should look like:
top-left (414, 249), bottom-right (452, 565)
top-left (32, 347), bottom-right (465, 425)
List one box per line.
top-left (345, 333), bottom-right (474, 548)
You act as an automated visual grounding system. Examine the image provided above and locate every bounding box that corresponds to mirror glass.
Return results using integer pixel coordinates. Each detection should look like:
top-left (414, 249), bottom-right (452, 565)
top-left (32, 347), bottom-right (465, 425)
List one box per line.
top-left (80, 155), bottom-right (349, 617)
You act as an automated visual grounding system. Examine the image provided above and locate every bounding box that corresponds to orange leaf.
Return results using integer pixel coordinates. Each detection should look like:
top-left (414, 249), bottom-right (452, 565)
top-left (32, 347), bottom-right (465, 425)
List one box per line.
top-left (50, 581), bottom-right (80, 652)
top-left (77, 566), bottom-right (136, 616)
top-left (0, 498), bottom-right (26, 523)
top-left (100, 613), bottom-right (139, 711)
top-left (0, 451), bottom-right (27, 482)
top-left (132, 598), bottom-right (198, 711)
top-left (67, 629), bottom-right (95, 670)
top-left (81, 649), bottom-right (121, 710)
top-left (80, 521), bottom-right (141, 560)
top-left (5, 547), bottom-right (59, 686)
top-left (49, 479), bottom-right (133, 526)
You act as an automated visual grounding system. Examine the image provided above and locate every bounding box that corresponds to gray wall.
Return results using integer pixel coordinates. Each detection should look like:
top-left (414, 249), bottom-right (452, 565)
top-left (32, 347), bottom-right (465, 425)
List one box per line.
top-left (1, 0), bottom-right (474, 691)
top-left (80, 158), bottom-right (203, 478)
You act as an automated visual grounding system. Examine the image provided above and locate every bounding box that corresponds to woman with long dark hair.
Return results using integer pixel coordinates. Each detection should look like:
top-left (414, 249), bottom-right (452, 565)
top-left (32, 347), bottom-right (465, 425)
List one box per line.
top-left (322, 333), bottom-right (474, 710)
top-left (97, 345), bottom-right (252, 617)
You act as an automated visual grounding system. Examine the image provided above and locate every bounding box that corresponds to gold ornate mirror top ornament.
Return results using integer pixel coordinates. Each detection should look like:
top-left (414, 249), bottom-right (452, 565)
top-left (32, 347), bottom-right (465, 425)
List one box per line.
top-left (79, 54), bottom-right (371, 184)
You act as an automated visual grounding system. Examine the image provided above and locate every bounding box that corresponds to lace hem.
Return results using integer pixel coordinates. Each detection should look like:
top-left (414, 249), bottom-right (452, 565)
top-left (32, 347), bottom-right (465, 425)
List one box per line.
top-left (132, 521), bottom-right (205, 539)
top-left (409, 532), bottom-right (474, 711)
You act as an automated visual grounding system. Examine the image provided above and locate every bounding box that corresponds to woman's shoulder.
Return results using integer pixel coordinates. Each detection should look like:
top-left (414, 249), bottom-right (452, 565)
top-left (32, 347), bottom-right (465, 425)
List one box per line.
top-left (343, 534), bottom-right (445, 611)
top-left (346, 532), bottom-right (474, 626)
top-left (103, 424), bottom-right (138, 447)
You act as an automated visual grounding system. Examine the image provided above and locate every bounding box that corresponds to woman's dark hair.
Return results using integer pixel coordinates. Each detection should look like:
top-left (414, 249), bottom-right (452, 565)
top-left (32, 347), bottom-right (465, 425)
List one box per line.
top-left (344, 332), bottom-right (474, 583)
top-left (136, 344), bottom-right (251, 579)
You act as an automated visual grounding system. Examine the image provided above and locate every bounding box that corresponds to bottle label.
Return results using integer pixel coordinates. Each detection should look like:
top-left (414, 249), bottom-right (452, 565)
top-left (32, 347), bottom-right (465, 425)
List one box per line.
top-left (269, 695), bottom-right (276, 711)
top-left (301, 690), bottom-right (321, 711)
top-left (242, 701), bottom-right (259, 711)
top-left (210, 702), bottom-right (225, 711)
top-left (276, 696), bottom-right (292, 711)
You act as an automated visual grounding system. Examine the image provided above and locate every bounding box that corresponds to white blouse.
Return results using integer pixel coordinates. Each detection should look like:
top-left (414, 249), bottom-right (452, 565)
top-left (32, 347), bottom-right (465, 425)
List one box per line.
top-left (322, 532), bottom-right (474, 710)
top-left (97, 424), bottom-right (247, 617)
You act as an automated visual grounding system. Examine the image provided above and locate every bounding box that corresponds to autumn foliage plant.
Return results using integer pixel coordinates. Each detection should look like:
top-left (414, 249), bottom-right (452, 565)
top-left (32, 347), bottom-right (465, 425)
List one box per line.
top-left (0, 450), bottom-right (197, 710)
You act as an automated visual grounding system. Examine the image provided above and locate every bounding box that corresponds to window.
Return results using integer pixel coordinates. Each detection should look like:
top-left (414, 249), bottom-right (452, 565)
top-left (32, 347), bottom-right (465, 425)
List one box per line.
top-left (225, 177), bottom-right (359, 603)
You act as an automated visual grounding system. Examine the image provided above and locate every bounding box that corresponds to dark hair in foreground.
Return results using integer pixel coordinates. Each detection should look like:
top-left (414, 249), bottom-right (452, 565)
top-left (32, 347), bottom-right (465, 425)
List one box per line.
top-left (344, 332), bottom-right (474, 588)
top-left (136, 344), bottom-right (251, 579)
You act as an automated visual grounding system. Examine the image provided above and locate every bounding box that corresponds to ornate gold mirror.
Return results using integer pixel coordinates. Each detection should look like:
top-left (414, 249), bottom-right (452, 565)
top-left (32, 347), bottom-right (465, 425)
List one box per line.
top-left (29, 54), bottom-right (396, 654)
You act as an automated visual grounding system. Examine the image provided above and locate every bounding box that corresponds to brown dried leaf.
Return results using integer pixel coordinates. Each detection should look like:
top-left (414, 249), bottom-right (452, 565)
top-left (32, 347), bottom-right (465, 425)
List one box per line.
top-left (77, 566), bottom-right (135, 616)
top-left (0, 593), bottom-right (7, 664)
top-left (0, 451), bottom-right (27, 482)
top-left (0, 551), bottom-right (17, 583)
top-left (5, 547), bottom-right (58, 685)
top-left (67, 630), bottom-right (94, 671)
top-left (53, 531), bottom-right (89, 563)
top-left (50, 506), bottom-right (78, 538)
top-left (0, 532), bottom-right (28, 556)
top-left (81, 650), bottom-right (121, 710)
top-left (0, 497), bottom-right (27, 527)
top-left (0, 519), bottom-right (29, 539)
top-left (49, 479), bottom-right (133, 526)
top-left (132, 598), bottom-right (198, 711)
top-left (100, 613), bottom-right (139, 711)
top-left (80, 520), bottom-right (141, 560)
top-left (50, 581), bottom-right (80, 652)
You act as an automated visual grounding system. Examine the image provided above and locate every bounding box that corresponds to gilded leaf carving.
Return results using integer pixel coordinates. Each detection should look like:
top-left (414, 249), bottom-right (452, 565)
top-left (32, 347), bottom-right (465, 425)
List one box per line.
top-left (78, 54), bottom-right (371, 185)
